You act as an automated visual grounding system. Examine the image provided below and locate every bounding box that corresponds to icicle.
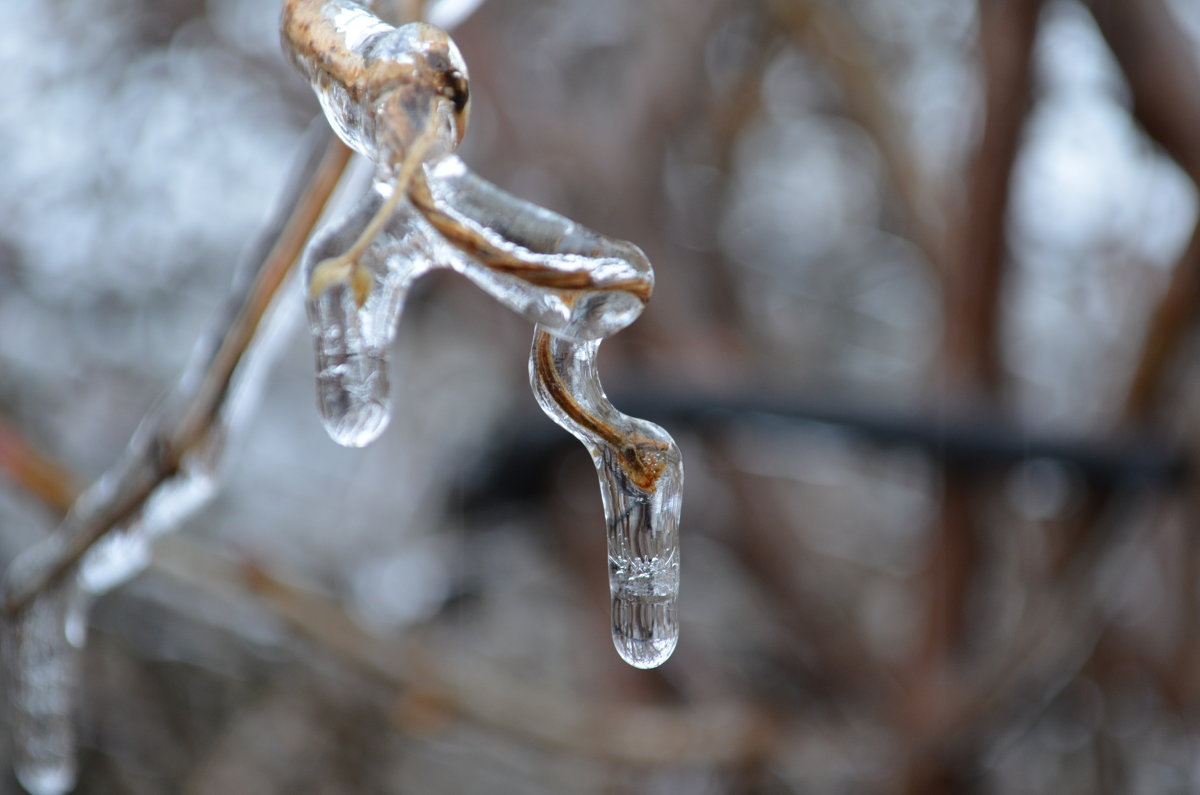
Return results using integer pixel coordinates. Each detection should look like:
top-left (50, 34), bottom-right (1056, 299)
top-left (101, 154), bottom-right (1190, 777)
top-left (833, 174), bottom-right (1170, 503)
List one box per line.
top-left (284, 2), bottom-right (467, 445)
top-left (4, 581), bottom-right (81, 795)
top-left (530, 329), bottom-right (682, 667)
top-left (0, 432), bottom-right (214, 795)
top-left (284, 1), bottom-right (684, 667)
top-left (302, 180), bottom-right (428, 446)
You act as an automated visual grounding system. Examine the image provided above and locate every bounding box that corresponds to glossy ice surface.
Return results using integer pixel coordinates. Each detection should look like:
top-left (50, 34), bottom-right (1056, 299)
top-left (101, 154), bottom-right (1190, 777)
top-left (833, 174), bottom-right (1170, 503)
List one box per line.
top-left (287, 3), bottom-right (683, 668)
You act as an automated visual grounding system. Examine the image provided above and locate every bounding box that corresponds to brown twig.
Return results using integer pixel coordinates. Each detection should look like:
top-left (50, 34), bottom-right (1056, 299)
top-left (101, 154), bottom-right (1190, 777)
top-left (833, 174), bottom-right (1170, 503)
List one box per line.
top-left (944, 0), bottom-right (1043, 394)
top-left (1123, 224), bottom-right (1200, 421)
top-left (1087, 0), bottom-right (1200, 421)
top-left (0, 418), bottom-right (78, 514)
top-left (897, 3), bottom-right (1043, 791)
top-left (763, 0), bottom-right (945, 280)
top-left (1045, 0), bottom-right (1200, 577)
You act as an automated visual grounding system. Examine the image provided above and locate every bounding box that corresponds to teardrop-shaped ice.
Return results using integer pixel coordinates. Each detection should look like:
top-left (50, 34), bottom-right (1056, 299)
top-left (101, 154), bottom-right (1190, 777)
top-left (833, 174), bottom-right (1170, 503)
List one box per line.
top-left (5, 582), bottom-right (82, 795)
top-left (303, 183), bottom-right (432, 447)
top-left (600, 448), bottom-right (682, 668)
top-left (529, 328), bottom-right (682, 668)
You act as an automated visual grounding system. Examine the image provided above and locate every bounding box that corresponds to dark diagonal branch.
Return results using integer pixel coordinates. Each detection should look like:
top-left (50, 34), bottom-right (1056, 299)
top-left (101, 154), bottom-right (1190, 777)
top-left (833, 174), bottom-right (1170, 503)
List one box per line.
top-left (1088, 0), bottom-right (1200, 421)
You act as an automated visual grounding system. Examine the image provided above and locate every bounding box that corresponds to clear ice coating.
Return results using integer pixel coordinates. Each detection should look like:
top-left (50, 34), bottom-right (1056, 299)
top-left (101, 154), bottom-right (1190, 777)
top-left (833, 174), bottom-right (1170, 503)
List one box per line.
top-left (530, 330), bottom-right (682, 668)
top-left (283, 1), bottom-right (683, 666)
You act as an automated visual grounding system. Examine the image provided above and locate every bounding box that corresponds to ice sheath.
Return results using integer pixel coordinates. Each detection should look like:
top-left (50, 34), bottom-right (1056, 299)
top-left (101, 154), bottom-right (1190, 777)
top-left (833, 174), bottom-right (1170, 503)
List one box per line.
top-left (284, 0), bottom-right (683, 667)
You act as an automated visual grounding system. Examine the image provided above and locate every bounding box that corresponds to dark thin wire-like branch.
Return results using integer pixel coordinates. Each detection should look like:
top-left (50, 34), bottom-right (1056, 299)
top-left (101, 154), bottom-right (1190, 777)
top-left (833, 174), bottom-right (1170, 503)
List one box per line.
top-left (463, 393), bottom-right (1185, 509)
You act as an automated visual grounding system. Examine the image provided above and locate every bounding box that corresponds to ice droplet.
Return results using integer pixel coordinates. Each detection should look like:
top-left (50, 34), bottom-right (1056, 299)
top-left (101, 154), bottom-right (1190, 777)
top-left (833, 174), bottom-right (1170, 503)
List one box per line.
top-left (4, 582), bottom-right (81, 795)
top-left (303, 183), bottom-right (427, 447)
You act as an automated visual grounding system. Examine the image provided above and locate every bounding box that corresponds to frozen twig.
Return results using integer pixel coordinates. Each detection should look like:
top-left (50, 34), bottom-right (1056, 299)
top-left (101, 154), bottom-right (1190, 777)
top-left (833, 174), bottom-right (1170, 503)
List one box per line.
top-left (0, 122), bottom-right (351, 794)
top-left (282, 0), bottom-right (684, 667)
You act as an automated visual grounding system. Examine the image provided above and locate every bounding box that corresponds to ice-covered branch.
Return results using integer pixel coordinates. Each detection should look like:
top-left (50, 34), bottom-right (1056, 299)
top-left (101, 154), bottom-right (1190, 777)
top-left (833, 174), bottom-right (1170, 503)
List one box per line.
top-left (282, 0), bottom-right (683, 668)
top-left (0, 129), bottom-right (351, 795)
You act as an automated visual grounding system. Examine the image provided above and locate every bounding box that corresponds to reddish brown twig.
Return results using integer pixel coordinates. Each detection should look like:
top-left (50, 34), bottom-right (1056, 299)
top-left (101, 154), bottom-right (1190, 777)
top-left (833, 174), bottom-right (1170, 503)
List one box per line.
top-left (943, 0), bottom-right (1043, 394)
top-left (0, 418), bottom-right (78, 514)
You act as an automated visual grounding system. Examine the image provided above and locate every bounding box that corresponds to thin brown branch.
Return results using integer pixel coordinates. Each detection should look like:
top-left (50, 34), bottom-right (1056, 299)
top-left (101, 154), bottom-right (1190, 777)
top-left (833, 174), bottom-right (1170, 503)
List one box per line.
top-left (944, 0), bottom-right (1043, 393)
top-left (3, 133), bottom-right (352, 618)
top-left (1124, 224), bottom-right (1200, 421)
top-left (170, 136), bottom-right (352, 458)
top-left (897, 4), bottom-right (1043, 791)
top-left (1046, 0), bottom-right (1200, 587)
top-left (911, 477), bottom-right (978, 679)
top-left (0, 419), bottom-right (78, 514)
top-left (1087, 0), bottom-right (1200, 420)
top-left (763, 0), bottom-right (945, 280)
top-left (1089, 0), bottom-right (1200, 187)
top-left (1163, 483), bottom-right (1200, 705)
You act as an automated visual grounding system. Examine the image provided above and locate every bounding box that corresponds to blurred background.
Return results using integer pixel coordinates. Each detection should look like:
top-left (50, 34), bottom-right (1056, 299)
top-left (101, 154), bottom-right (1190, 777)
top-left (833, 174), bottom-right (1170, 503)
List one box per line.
top-left (2, 0), bottom-right (1200, 791)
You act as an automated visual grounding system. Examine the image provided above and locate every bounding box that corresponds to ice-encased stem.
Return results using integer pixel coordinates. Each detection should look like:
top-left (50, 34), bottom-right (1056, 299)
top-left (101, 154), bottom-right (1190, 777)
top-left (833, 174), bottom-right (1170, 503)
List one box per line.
top-left (286, 1), bottom-right (684, 668)
top-left (530, 328), bottom-right (682, 668)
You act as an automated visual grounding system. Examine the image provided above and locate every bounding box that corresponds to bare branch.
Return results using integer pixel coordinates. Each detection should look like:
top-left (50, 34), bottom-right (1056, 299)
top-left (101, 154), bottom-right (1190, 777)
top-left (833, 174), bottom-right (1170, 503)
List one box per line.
top-left (944, 0), bottom-right (1043, 394)
top-left (763, 0), bottom-right (946, 280)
